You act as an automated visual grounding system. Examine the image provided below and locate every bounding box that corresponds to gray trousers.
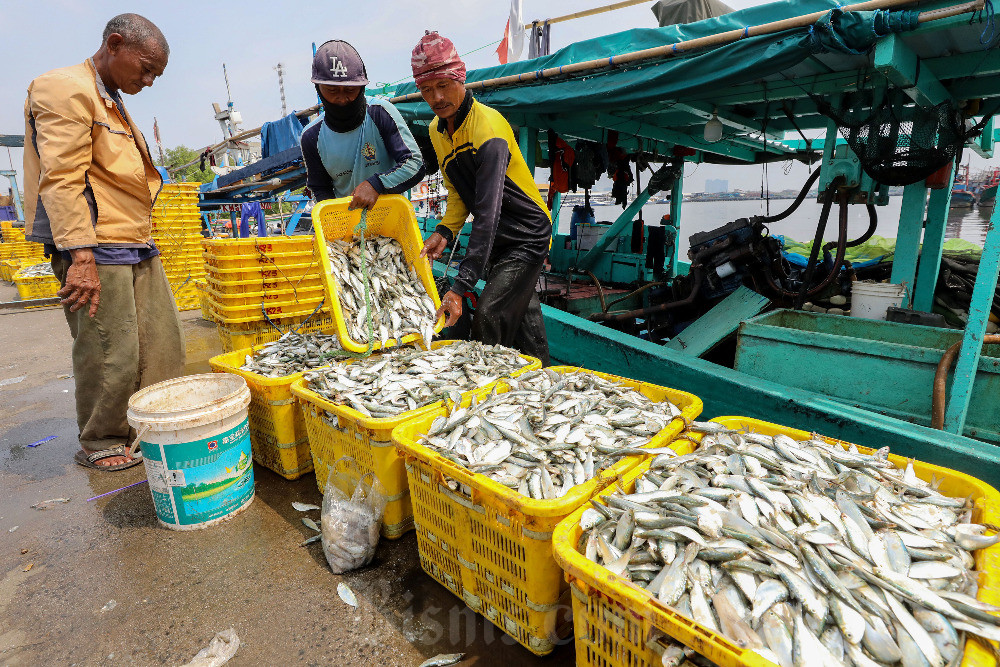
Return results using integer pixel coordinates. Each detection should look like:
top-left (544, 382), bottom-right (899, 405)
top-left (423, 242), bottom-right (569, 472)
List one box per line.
top-left (472, 256), bottom-right (551, 366)
top-left (51, 254), bottom-right (186, 453)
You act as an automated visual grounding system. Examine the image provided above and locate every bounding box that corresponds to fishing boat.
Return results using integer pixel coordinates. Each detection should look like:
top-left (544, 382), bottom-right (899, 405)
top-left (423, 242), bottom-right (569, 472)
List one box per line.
top-left (951, 163), bottom-right (978, 207)
top-left (385, 0), bottom-right (1000, 485)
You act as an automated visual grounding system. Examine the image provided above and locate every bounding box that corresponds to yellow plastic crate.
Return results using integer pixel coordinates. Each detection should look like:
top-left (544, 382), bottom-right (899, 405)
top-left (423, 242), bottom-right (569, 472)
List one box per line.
top-left (203, 249), bottom-right (319, 270)
top-left (290, 341), bottom-right (542, 539)
top-left (203, 236), bottom-right (316, 257)
top-left (195, 281), bottom-right (215, 322)
top-left (209, 347), bottom-right (329, 479)
top-left (206, 286), bottom-right (325, 323)
top-left (14, 270), bottom-right (60, 304)
top-left (207, 283), bottom-right (326, 309)
top-left (312, 195), bottom-right (443, 354)
top-left (391, 366), bottom-right (703, 655)
top-left (552, 416), bottom-right (1000, 667)
top-left (205, 272), bottom-right (324, 296)
top-left (0, 259), bottom-right (20, 282)
top-left (205, 261), bottom-right (321, 284)
top-left (215, 310), bottom-right (334, 353)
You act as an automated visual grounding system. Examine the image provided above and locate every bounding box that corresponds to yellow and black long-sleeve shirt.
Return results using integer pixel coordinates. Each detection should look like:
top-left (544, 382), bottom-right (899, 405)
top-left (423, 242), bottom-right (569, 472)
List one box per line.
top-left (430, 92), bottom-right (552, 297)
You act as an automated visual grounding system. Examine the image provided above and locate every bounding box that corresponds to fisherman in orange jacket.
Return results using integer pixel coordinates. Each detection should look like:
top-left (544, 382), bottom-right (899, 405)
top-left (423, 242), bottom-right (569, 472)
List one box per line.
top-left (23, 13), bottom-right (184, 470)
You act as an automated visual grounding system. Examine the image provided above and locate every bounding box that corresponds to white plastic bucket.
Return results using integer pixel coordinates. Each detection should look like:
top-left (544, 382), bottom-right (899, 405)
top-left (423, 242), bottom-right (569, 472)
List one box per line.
top-left (851, 281), bottom-right (907, 320)
top-left (127, 373), bottom-right (254, 530)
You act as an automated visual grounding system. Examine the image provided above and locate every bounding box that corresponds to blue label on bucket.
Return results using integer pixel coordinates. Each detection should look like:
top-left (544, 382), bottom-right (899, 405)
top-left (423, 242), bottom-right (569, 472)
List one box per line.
top-left (142, 419), bottom-right (254, 527)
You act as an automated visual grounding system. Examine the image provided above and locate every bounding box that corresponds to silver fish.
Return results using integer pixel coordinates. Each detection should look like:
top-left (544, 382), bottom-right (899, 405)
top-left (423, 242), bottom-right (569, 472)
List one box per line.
top-left (417, 369), bottom-right (683, 500)
top-left (418, 654), bottom-right (464, 667)
top-left (239, 332), bottom-right (343, 377)
top-left (326, 236), bottom-right (438, 347)
top-left (577, 420), bottom-right (990, 667)
top-left (305, 340), bottom-right (530, 418)
top-left (292, 501), bottom-right (321, 512)
top-left (15, 262), bottom-right (55, 278)
top-left (337, 582), bottom-right (358, 608)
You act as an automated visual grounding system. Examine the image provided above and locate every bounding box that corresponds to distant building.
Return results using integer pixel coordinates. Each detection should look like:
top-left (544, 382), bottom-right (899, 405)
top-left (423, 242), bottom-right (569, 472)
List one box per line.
top-left (705, 179), bottom-right (728, 193)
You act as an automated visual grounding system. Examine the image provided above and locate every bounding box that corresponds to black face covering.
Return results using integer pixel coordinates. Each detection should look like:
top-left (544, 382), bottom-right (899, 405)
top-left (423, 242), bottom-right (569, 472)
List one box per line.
top-left (318, 85), bottom-right (367, 132)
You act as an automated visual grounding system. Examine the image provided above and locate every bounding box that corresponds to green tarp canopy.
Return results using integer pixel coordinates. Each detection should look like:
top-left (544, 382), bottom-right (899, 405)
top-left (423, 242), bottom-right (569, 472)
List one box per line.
top-left (390, 0), bottom-right (919, 127)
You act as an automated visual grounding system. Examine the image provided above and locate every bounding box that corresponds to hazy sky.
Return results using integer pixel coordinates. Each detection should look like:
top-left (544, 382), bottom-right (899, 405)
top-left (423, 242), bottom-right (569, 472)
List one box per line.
top-left (1, 0), bottom-right (993, 198)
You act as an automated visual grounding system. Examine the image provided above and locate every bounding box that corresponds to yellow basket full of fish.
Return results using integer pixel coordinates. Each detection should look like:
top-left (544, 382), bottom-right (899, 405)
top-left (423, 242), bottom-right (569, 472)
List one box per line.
top-left (209, 333), bottom-right (343, 480)
top-left (391, 366), bottom-right (704, 656)
top-left (311, 195), bottom-right (443, 354)
top-left (14, 263), bottom-right (60, 305)
top-left (290, 340), bottom-right (541, 539)
top-left (552, 415), bottom-right (1000, 667)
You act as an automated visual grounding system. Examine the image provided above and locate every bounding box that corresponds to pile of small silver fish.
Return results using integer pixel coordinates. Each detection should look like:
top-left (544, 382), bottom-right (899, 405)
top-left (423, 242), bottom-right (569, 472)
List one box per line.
top-left (17, 262), bottom-right (54, 277)
top-left (239, 332), bottom-right (343, 377)
top-left (418, 368), bottom-right (683, 500)
top-left (578, 421), bottom-right (1000, 666)
top-left (326, 236), bottom-right (437, 348)
top-left (304, 340), bottom-right (531, 418)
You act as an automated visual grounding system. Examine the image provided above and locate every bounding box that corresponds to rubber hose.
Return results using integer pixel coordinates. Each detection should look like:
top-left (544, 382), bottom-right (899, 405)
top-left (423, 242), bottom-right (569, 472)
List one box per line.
top-left (792, 183), bottom-right (839, 309)
top-left (932, 334), bottom-right (1000, 429)
top-left (759, 168), bottom-right (822, 224)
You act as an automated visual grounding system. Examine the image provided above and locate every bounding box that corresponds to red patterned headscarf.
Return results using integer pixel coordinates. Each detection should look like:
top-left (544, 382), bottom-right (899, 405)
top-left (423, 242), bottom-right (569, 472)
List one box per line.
top-left (411, 31), bottom-right (466, 86)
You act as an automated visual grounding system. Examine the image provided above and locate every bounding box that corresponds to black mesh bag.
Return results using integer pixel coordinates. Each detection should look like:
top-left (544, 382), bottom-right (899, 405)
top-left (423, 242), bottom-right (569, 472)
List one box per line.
top-left (812, 88), bottom-right (970, 186)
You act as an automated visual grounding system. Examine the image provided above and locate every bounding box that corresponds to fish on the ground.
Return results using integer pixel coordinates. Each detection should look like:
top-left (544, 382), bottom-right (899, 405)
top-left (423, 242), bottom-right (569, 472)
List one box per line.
top-left (239, 333), bottom-right (342, 377)
top-left (302, 517), bottom-right (320, 532)
top-left (326, 236), bottom-right (437, 348)
top-left (417, 368), bottom-right (683, 500)
top-left (31, 497), bottom-right (70, 510)
top-left (578, 422), bottom-right (998, 666)
top-left (337, 582), bottom-right (358, 608)
top-left (418, 654), bottom-right (465, 667)
top-left (304, 340), bottom-right (531, 419)
top-left (292, 501), bottom-right (321, 512)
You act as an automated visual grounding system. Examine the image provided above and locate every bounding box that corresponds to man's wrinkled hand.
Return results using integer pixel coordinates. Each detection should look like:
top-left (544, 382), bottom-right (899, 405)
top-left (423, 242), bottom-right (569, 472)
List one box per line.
top-left (59, 249), bottom-right (101, 317)
top-left (420, 232), bottom-right (448, 261)
top-left (435, 290), bottom-right (463, 328)
top-left (348, 181), bottom-right (379, 210)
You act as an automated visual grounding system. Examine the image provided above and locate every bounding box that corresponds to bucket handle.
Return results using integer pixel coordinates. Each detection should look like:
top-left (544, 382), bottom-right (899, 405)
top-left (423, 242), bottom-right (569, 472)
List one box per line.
top-left (129, 424), bottom-right (150, 458)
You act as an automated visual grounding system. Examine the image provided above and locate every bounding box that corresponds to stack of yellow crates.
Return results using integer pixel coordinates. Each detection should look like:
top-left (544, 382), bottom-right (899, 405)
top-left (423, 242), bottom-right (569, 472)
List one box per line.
top-left (202, 236), bottom-right (333, 352)
top-left (152, 183), bottom-right (206, 311)
top-left (0, 222), bottom-right (46, 282)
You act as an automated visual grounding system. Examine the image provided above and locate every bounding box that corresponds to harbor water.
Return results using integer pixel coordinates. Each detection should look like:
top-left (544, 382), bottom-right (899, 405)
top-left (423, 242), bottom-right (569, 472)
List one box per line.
top-left (558, 196), bottom-right (994, 247)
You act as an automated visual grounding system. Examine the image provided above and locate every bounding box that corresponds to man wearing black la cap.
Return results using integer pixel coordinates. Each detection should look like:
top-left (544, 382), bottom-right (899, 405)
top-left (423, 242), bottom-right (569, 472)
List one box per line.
top-left (300, 40), bottom-right (425, 210)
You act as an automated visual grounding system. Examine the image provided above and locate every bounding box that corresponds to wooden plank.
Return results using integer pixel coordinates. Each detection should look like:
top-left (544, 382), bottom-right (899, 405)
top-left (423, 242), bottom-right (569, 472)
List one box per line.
top-left (665, 287), bottom-right (770, 357)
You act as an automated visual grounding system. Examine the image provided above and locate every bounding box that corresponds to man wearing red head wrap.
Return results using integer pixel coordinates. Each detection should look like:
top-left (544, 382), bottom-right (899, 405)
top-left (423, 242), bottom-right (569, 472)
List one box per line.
top-left (415, 31), bottom-right (551, 365)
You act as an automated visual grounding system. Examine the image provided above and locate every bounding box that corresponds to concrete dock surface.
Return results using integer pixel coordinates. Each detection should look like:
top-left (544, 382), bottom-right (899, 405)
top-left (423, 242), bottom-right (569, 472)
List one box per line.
top-left (0, 282), bottom-right (573, 666)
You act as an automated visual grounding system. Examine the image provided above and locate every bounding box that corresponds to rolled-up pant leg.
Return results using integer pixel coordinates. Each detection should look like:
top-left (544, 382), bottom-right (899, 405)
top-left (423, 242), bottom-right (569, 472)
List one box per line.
top-left (51, 255), bottom-right (185, 453)
top-left (471, 257), bottom-right (550, 366)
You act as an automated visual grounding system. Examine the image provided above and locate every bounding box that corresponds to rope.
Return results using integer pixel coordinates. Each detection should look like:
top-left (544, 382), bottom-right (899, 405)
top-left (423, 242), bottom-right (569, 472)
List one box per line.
top-left (318, 209), bottom-right (376, 362)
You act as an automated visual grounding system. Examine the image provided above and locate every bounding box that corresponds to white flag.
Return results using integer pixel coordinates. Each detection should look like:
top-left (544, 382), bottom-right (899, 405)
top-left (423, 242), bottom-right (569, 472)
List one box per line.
top-left (507, 0), bottom-right (524, 62)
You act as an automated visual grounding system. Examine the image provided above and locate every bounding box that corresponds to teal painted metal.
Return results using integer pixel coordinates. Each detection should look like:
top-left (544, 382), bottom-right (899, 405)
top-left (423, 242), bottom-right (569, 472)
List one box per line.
top-left (542, 305), bottom-right (1000, 486)
top-left (979, 116), bottom-right (995, 157)
top-left (551, 192), bottom-right (563, 235)
top-left (874, 34), bottom-right (950, 107)
top-left (577, 184), bottom-right (651, 271)
top-left (518, 126), bottom-right (537, 173)
top-left (913, 172), bottom-right (953, 312)
top-left (890, 181), bottom-right (928, 305)
top-left (943, 204), bottom-right (1000, 433)
top-left (734, 309), bottom-right (1000, 444)
top-left (668, 171), bottom-right (683, 276)
top-left (665, 286), bottom-right (769, 357)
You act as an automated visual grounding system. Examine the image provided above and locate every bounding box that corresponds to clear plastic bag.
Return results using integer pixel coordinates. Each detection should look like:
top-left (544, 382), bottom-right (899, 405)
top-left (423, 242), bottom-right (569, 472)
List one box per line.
top-left (321, 457), bottom-right (387, 574)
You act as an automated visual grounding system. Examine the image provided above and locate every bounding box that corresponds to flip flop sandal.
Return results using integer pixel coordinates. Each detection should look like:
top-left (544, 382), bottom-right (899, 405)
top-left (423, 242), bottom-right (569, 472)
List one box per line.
top-left (74, 444), bottom-right (143, 471)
